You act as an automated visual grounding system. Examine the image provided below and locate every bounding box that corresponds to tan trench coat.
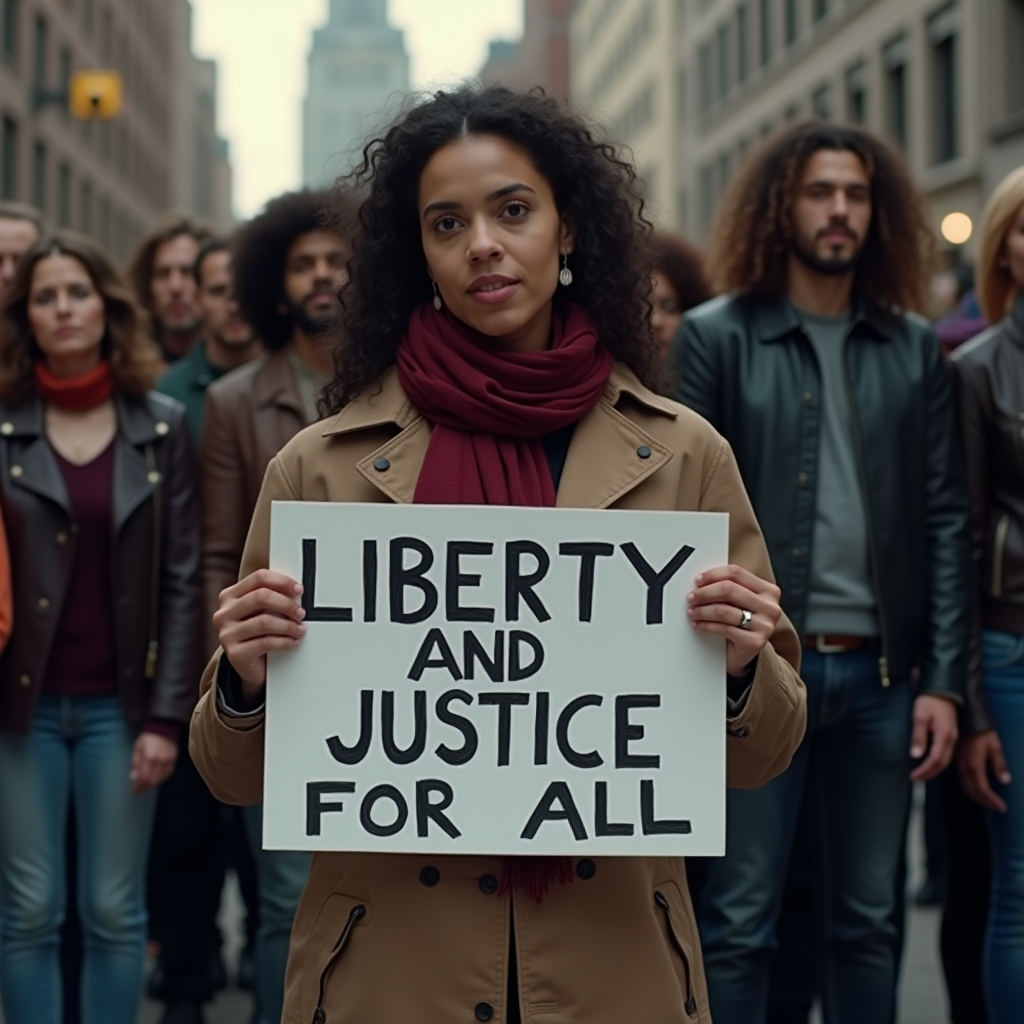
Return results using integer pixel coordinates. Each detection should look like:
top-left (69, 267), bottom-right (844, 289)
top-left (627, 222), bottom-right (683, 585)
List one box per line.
top-left (190, 363), bottom-right (807, 1024)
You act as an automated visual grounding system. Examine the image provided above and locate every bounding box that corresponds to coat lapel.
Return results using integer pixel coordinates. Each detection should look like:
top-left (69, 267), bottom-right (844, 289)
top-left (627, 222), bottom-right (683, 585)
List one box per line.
top-left (2, 397), bottom-right (72, 515)
top-left (111, 393), bottom-right (161, 534)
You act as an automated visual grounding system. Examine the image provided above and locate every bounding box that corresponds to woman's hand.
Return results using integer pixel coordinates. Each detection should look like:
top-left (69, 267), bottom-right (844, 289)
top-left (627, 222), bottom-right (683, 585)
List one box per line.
top-left (687, 564), bottom-right (782, 678)
top-left (958, 728), bottom-right (1011, 812)
top-left (214, 569), bottom-right (306, 701)
top-left (130, 733), bottom-right (178, 795)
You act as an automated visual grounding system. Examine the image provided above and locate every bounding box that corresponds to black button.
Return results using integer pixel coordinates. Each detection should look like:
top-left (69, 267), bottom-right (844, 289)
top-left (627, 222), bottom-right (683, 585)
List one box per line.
top-left (636, 445), bottom-right (652, 459)
top-left (373, 457), bottom-right (390, 471)
top-left (475, 1003), bottom-right (494, 1021)
top-left (576, 858), bottom-right (597, 880)
top-left (478, 873), bottom-right (498, 894)
top-left (419, 865), bottom-right (440, 887)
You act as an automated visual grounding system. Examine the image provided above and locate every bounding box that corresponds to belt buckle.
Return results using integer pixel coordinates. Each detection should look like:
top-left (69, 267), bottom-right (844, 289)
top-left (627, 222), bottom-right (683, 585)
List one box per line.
top-left (814, 635), bottom-right (849, 654)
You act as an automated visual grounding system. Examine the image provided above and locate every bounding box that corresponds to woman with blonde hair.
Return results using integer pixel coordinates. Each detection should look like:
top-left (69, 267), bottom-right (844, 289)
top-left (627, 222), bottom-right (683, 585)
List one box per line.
top-left (950, 165), bottom-right (1024, 1024)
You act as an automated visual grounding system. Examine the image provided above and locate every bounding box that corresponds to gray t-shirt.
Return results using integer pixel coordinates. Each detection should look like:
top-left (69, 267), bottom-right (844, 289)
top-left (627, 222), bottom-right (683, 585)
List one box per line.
top-left (797, 307), bottom-right (879, 636)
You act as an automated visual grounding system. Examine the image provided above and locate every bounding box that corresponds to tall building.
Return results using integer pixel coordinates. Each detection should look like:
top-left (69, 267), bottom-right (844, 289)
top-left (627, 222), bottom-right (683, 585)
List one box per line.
top-left (0, 0), bottom-right (232, 262)
top-left (571, 0), bottom-right (1024, 258)
top-left (303, 0), bottom-right (409, 188)
top-left (480, 0), bottom-right (572, 102)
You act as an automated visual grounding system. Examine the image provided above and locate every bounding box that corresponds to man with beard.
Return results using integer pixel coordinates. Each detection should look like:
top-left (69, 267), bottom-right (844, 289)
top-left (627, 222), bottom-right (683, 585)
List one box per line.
top-left (200, 189), bottom-right (353, 1024)
top-left (128, 215), bottom-right (211, 362)
top-left (671, 122), bottom-right (971, 1024)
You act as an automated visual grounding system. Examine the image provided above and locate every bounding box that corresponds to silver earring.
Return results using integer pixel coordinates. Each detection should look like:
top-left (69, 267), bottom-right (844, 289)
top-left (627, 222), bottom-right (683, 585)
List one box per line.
top-left (559, 253), bottom-right (573, 287)
top-left (432, 281), bottom-right (442, 310)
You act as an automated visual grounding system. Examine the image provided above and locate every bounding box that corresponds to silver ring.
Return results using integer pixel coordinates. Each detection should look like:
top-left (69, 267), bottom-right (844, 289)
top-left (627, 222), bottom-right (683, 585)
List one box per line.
top-left (739, 609), bottom-right (753, 630)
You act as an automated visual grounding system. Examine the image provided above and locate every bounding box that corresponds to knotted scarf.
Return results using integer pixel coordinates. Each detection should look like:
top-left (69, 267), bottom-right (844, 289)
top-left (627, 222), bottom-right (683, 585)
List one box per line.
top-left (396, 300), bottom-right (613, 900)
top-left (35, 360), bottom-right (114, 410)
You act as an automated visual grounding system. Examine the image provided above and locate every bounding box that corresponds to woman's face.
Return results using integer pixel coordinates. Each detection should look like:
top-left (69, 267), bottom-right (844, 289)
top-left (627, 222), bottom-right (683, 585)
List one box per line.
top-left (418, 133), bottom-right (574, 353)
top-left (650, 271), bottom-right (683, 351)
top-left (28, 253), bottom-right (106, 373)
top-left (1003, 202), bottom-right (1024, 292)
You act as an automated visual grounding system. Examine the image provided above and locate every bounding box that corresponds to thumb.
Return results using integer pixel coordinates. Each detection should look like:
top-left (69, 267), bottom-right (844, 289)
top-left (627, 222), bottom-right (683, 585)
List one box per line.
top-left (910, 710), bottom-right (930, 760)
top-left (991, 741), bottom-right (1012, 786)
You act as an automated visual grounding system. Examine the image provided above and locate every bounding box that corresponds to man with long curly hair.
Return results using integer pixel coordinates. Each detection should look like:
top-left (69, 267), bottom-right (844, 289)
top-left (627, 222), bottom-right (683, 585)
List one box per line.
top-left (672, 121), bottom-right (971, 1024)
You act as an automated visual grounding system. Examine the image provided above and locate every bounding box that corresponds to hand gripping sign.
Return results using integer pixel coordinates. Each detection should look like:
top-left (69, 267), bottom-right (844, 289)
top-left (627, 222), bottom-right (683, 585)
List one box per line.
top-left (263, 502), bottom-right (729, 857)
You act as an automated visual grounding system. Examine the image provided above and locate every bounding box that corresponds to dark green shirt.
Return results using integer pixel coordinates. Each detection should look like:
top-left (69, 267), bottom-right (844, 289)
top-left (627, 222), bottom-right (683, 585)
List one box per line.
top-left (156, 340), bottom-right (228, 446)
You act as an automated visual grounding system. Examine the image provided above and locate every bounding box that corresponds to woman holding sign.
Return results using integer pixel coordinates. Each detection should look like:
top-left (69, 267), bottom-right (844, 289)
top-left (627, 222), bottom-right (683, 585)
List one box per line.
top-left (192, 86), bottom-right (806, 1024)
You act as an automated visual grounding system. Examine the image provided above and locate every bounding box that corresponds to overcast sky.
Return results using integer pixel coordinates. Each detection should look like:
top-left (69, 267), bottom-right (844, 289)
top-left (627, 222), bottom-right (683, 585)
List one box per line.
top-left (192, 1), bottom-right (523, 219)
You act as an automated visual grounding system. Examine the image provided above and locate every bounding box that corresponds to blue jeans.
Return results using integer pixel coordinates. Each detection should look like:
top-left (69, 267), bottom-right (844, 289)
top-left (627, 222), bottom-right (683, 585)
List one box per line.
top-left (243, 802), bottom-right (310, 1024)
top-left (0, 694), bottom-right (156, 1024)
top-left (981, 630), bottom-right (1024, 1024)
top-left (696, 647), bottom-right (914, 1024)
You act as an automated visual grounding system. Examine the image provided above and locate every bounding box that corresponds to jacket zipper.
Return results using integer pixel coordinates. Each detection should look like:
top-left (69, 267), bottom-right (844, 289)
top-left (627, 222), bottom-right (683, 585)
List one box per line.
top-left (992, 515), bottom-right (1010, 598)
top-left (654, 891), bottom-right (698, 1017)
top-left (840, 330), bottom-right (892, 687)
top-left (311, 904), bottom-right (366, 1024)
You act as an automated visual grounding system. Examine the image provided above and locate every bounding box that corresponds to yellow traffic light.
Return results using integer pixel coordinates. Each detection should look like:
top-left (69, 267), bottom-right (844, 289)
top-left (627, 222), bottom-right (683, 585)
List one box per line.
top-left (68, 70), bottom-right (123, 120)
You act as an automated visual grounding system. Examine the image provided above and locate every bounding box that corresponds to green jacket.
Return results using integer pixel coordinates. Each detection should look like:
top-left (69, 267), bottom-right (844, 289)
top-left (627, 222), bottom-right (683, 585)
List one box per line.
top-left (156, 340), bottom-right (226, 447)
top-left (672, 293), bottom-right (971, 701)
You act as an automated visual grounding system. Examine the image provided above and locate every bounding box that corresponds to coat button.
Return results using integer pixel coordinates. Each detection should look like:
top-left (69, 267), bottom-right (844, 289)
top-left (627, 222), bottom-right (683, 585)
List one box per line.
top-left (478, 874), bottom-right (498, 895)
top-left (797, 472), bottom-right (809, 485)
top-left (10, 465), bottom-right (22, 477)
top-left (373, 457), bottom-right (390, 472)
top-left (37, 597), bottom-right (50, 610)
top-left (0, 422), bottom-right (12, 435)
top-left (791, 548), bottom-right (802, 559)
top-left (18, 674), bottom-right (30, 688)
top-left (419, 865), bottom-right (440, 887)
top-left (55, 532), bottom-right (68, 545)
top-left (803, 392), bottom-right (813, 405)
top-left (636, 445), bottom-right (652, 459)
top-left (475, 1003), bottom-right (494, 1021)
top-left (576, 858), bottom-right (597, 880)
top-left (154, 421), bottom-right (169, 436)
top-left (147, 471), bottom-right (161, 484)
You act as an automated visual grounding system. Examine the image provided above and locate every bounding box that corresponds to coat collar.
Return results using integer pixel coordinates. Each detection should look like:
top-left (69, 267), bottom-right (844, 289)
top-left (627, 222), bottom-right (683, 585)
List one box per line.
top-left (254, 347), bottom-right (305, 417)
top-left (753, 292), bottom-right (892, 343)
top-left (321, 363), bottom-right (678, 509)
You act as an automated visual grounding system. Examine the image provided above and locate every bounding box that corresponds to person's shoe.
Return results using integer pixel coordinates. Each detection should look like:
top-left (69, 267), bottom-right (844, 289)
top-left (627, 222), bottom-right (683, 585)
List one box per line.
top-left (158, 1000), bottom-right (207, 1024)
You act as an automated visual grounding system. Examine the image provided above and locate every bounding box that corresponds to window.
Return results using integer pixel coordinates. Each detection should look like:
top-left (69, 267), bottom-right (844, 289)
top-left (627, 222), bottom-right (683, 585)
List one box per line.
top-left (698, 41), bottom-right (713, 112)
top-left (845, 62), bottom-right (869, 124)
top-left (812, 83), bottom-right (833, 120)
top-left (98, 194), bottom-right (110, 248)
top-left (716, 22), bottom-right (730, 99)
top-left (59, 45), bottom-right (71, 90)
top-left (100, 7), bottom-right (111, 63)
top-left (79, 177), bottom-right (92, 234)
top-left (929, 5), bottom-right (959, 163)
top-left (31, 140), bottom-right (45, 211)
top-left (698, 163), bottom-right (714, 234)
top-left (32, 13), bottom-right (46, 87)
top-left (737, 4), bottom-right (750, 84)
top-left (82, 0), bottom-right (94, 35)
top-left (883, 36), bottom-right (909, 149)
top-left (813, 0), bottom-right (828, 22)
top-left (57, 161), bottom-right (70, 227)
top-left (3, 0), bottom-right (19, 61)
top-left (1, 116), bottom-right (17, 199)
top-left (759, 0), bottom-right (773, 65)
top-left (784, 0), bottom-right (798, 45)
top-left (1010, 0), bottom-right (1024, 113)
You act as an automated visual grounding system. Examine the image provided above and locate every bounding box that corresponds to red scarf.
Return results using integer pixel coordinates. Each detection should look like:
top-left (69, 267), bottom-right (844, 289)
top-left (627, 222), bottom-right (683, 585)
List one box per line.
top-left (397, 301), bottom-right (613, 901)
top-left (35, 361), bottom-right (114, 410)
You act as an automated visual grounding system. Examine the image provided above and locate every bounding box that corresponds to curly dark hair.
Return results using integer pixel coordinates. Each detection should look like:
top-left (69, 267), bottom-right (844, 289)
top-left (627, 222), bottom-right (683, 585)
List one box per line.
top-left (321, 84), bottom-right (657, 412)
top-left (0, 232), bottom-right (160, 403)
top-left (232, 190), bottom-right (356, 351)
top-left (708, 120), bottom-right (936, 314)
top-left (649, 232), bottom-right (711, 311)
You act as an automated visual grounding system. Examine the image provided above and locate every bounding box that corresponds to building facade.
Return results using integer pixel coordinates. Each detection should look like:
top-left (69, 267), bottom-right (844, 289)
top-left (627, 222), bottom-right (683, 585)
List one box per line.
top-left (572, 0), bottom-right (1024, 258)
top-left (480, 0), bottom-right (572, 102)
top-left (302, 0), bottom-right (409, 188)
top-left (0, 0), bottom-right (232, 263)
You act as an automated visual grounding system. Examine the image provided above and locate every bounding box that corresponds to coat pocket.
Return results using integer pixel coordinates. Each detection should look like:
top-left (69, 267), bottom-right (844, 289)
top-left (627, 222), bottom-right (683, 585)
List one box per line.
top-left (306, 897), bottom-right (367, 1024)
top-left (654, 887), bottom-right (699, 1018)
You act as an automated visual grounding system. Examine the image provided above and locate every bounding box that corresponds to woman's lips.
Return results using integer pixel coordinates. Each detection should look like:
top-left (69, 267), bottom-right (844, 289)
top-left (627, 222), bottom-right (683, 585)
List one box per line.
top-left (468, 281), bottom-right (519, 305)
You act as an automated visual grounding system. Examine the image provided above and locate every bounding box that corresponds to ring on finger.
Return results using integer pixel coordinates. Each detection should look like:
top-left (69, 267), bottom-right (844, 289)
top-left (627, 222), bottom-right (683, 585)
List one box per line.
top-left (739, 609), bottom-right (753, 630)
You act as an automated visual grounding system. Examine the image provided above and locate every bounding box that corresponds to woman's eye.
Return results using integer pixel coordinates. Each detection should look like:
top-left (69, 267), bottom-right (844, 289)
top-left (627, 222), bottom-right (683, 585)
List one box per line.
top-left (70, 286), bottom-right (91, 300)
top-left (503, 202), bottom-right (528, 219)
top-left (435, 216), bottom-right (460, 233)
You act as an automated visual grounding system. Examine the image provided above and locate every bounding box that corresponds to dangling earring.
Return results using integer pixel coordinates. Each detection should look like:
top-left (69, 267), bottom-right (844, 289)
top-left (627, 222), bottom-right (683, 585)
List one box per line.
top-left (559, 253), bottom-right (573, 287)
top-left (432, 280), bottom-right (442, 310)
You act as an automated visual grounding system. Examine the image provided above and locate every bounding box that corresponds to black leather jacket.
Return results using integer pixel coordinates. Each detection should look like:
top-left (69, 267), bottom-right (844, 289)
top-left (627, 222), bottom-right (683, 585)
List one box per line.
top-left (950, 295), bottom-right (1024, 731)
top-left (0, 390), bottom-right (202, 735)
top-left (672, 293), bottom-right (971, 703)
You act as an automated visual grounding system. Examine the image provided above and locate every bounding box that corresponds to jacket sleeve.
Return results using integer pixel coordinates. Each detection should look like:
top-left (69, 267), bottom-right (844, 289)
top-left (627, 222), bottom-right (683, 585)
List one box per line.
top-left (672, 317), bottom-right (723, 428)
top-left (201, 385), bottom-right (250, 658)
top-left (147, 407), bottom-right (203, 725)
top-left (921, 333), bottom-right (973, 704)
top-left (949, 353), bottom-right (993, 732)
top-left (698, 438), bottom-right (807, 789)
top-left (190, 454), bottom-right (297, 805)
top-left (0, 502), bottom-right (11, 655)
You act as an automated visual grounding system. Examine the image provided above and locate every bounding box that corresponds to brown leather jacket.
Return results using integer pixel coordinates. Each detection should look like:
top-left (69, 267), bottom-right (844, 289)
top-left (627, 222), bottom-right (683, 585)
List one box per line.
top-left (191, 364), bottom-right (807, 1024)
top-left (0, 390), bottom-right (201, 735)
top-left (950, 294), bottom-right (1024, 732)
top-left (200, 347), bottom-right (306, 653)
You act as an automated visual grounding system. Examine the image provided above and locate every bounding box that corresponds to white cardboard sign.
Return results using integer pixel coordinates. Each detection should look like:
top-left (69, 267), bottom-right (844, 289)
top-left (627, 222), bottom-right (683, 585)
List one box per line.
top-left (263, 502), bottom-right (729, 856)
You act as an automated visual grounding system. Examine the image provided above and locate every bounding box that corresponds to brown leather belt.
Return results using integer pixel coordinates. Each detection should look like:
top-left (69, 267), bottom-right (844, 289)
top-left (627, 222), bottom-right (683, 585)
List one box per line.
top-left (803, 634), bottom-right (877, 654)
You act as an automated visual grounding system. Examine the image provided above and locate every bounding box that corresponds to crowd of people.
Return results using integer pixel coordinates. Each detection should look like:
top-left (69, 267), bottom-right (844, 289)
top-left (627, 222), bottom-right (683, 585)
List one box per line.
top-left (0, 83), bottom-right (1015, 1024)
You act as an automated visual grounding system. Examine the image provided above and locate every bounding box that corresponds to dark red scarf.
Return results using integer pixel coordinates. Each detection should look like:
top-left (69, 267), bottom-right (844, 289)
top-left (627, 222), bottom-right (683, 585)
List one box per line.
top-left (397, 301), bottom-right (613, 901)
top-left (35, 361), bottom-right (114, 410)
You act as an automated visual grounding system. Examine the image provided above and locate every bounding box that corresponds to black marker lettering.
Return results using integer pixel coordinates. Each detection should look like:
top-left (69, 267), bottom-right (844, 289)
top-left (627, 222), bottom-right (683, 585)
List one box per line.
top-left (505, 541), bottom-right (551, 622)
top-left (408, 628), bottom-right (463, 682)
top-left (389, 537), bottom-right (438, 624)
top-left (614, 695), bottom-right (662, 769)
top-left (301, 539), bottom-right (352, 621)
top-left (306, 781), bottom-right (355, 836)
top-left (362, 539), bottom-right (377, 622)
top-left (463, 630), bottom-right (504, 682)
top-left (620, 542), bottom-right (696, 624)
top-left (558, 542), bottom-right (615, 622)
top-left (434, 689), bottom-right (478, 766)
top-left (326, 691), bottom-right (373, 765)
top-left (478, 692), bottom-right (530, 766)
top-left (416, 779), bottom-right (461, 839)
top-left (640, 779), bottom-right (691, 835)
top-left (509, 630), bottom-right (545, 681)
top-left (534, 691), bottom-right (550, 766)
top-left (381, 690), bottom-right (427, 765)
top-left (594, 781), bottom-right (634, 836)
top-left (556, 694), bottom-right (604, 769)
top-left (446, 541), bottom-right (495, 622)
top-left (360, 784), bottom-right (409, 837)
top-left (521, 781), bottom-right (588, 841)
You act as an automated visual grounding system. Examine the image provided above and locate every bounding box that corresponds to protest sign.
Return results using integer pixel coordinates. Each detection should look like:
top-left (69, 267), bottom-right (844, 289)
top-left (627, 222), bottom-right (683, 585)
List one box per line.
top-left (263, 502), bottom-right (729, 856)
